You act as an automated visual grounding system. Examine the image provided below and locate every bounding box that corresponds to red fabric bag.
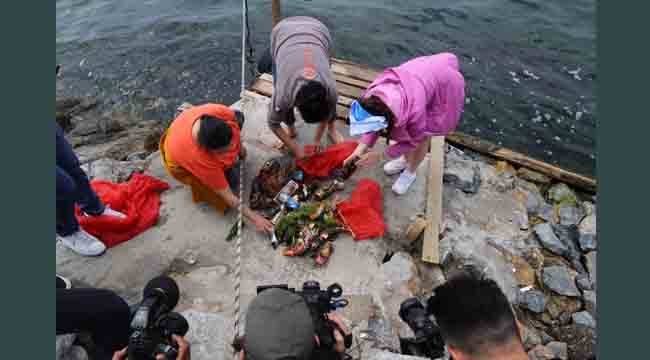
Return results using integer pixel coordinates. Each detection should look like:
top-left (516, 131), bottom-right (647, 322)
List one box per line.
top-left (297, 141), bottom-right (358, 178)
top-left (337, 178), bottom-right (385, 240)
top-left (76, 173), bottom-right (170, 247)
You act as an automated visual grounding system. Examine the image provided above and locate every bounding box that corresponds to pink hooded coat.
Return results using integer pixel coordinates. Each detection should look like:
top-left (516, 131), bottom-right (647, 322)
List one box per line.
top-left (360, 53), bottom-right (465, 158)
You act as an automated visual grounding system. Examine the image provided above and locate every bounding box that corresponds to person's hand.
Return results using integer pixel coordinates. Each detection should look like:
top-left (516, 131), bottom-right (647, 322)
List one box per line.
top-left (112, 348), bottom-right (128, 360)
top-left (342, 153), bottom-right (358, 167)
top-left (307, 144), bottom-right (322, 155)
top-left (250, 211), bottom-right (274, 234)
top-left (293, 147), bottom-right (306, 160)
top-left (156, 335), bottom-right (191, 360)
top-left (239, 144), bottom-right (248, 160)
top-left (356, 151), bottom-right (382, 168)
top-left (343, 144), bottom-right (368, 166)
top-left (327, 125), bottom-right (345, 144)
top-left (326, 313), bottom-right (351, 354)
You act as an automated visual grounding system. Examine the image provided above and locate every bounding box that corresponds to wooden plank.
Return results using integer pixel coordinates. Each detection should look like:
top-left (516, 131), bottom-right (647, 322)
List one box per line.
top-left (422, 136), bottom-right (445, 264)
top-left (249, 70), bottom-right (597, 193)
top-left (333, 73), bottom-right (370, 89)
top-left (249, 78), bottom-right (352, 122)
top-left (258, 73), bottom-right (365, 100)
top-left (446, 132), bottom-right (597, 192)
top-left (331, 58), bottom-right (380, 82)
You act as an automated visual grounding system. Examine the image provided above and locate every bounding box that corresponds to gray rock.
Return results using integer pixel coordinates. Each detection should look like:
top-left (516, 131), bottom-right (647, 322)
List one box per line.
top-left (558, 205), bottom-right (584, 226)
top-left (443, 154), bottom-right (481, 194)
top-left (536, 203), bottom-right (557, 224)
top-left (558, 312), bottom-right (573, 326)
top-left (517, 168), bottom-right (551, 184)
top-left (528, 344), bottom-right (556, 360)
top-left (581, 201), bottom-right (596, 217)
top-left (517, 180), bottom-right (545, 214)
top-left (517, 289), bottom-right (547, 313)
top-left (379, 252), bottom-right (421, 350)
top-left (494, 171), bottom-right (516, 193)
top-left (522, 325), bottom-right (543, 351)
top-left (551, 224), bottom-right (581, 262)
top-left (534, 223), bottom-right (568, 256)
top-left (546, 341), bottom-right (568, 360)
top-left (583, 290), bottom-right (597, 317)
top-left (539, 331), bottom-right (554, 345)
top-left (180, 310), bottom-right (229, 360)
top-left (542, 266), bottom-right (580, 297)
top-left (575, 274), bottom-right (593, 291)
top-left (416, 263), bottom-right (446, 295)
top-left (83, 158), bottom-right (147, 183)
top-left (572, 311), bottom-right (596, 329)
top-left (585, 252), bottom-right (597, 285)
top-left (126, 151), bottom-right (149, 161)
top-left (578, 214), bottom-right (597, 235)
top-left (547, 183), bottom-right (578, 205)
top-left (362, 349), bottom-right (431, 360)
top-left (578, 233), bottom-right (597, 252)
top-left (549, 324), bottom-right (596, 360)
top-left (517, 211), bottom-right (530, 231)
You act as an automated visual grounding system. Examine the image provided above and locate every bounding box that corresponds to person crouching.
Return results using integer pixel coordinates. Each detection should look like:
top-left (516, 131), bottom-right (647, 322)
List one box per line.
top-left (343, 53), bottom-right (465, 195)
top-left (160, 103), bottom-right (273, 234)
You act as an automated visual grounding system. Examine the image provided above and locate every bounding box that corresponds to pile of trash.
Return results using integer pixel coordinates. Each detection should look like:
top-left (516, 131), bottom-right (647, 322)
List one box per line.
top-left (244, 142), bottom-right (384, 266)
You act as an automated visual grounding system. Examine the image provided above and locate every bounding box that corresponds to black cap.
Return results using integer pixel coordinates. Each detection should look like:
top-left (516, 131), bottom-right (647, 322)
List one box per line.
top-left (245, 288), bottom-right (314, 360)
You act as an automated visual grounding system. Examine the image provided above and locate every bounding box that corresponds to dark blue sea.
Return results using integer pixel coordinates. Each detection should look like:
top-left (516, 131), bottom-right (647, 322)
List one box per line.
top-left (56, 0), bottom-right (596, 176)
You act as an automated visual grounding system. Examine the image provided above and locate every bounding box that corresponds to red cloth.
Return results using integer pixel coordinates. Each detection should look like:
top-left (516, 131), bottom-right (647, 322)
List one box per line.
top-left (297, 141), bottom-right (358, 178)
top-left (337, 178), bottom-right (385, 240)
top-left (76, 173), bottom-right (170, 247)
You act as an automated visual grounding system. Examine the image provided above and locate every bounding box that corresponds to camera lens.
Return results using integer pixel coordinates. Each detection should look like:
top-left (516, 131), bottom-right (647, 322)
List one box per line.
top-left (303, 280), bottom-right (320, 291)
top-left (327, 283), bottom-right (342, 298)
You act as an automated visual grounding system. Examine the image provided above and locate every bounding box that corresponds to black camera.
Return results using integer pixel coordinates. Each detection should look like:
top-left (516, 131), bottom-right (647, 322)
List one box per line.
top-left (257, 281), bottom-right (350, 350)
top-left (127, 276), bottom-right (189, 360)
top-left (398, 297), bottom-right (445, 359)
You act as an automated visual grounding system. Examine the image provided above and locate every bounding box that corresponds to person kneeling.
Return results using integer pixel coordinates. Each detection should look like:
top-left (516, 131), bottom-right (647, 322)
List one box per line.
top-left (344, 53), bottom-right (465, 195)
top-left (160, 103), bottom-right (272, 234)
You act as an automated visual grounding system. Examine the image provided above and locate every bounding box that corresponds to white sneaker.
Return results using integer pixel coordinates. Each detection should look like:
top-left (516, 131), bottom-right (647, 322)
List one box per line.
top-left (57, 230), bottom-right (106, 256)
top-left (101, 206), bottom-right (126, 219)
top-left (383, 156), bottom-right (408, 176)
top-left (84, 206), bottom-right (126, 219)
top-left (392, 170), bottom-right (417, 195)
top-left (57, 274), bottom-right (72, 289)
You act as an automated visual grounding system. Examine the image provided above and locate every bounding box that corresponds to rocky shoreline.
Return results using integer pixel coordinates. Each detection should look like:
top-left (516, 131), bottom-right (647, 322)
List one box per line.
top-left (56, 97), bottom-right (597, 360)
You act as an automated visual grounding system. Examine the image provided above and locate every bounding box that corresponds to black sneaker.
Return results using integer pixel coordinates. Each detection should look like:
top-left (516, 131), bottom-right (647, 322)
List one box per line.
top-left (57, 274), bottom-right (72, 289)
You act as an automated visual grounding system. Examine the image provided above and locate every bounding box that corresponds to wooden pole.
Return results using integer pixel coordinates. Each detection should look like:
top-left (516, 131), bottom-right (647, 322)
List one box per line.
top-left (422, 136), bottom-right (445, 264)
top-left (272, 0), bottom-right (281, 27)
top-left (445, 133), bottom-right (597, 193)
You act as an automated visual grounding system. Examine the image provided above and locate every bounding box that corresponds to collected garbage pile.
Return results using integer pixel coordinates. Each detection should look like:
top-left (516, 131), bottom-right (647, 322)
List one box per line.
top-left (245, 141), bottom-right (385, 266)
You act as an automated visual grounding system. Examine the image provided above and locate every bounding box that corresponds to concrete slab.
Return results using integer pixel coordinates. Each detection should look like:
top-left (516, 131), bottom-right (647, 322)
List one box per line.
top-left (56, 94), bottom-right (428, 360)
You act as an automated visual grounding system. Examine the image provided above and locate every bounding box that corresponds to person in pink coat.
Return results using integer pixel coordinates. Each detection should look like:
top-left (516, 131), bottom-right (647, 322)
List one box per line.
top-left (344, 53), bottom-right (465, 195)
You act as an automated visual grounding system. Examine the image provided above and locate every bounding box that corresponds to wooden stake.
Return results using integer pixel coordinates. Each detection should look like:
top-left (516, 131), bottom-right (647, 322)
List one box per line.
top-left (422, 136), bottom-right (445, 264)
top-left (272, 0), bottom-right (282, 27)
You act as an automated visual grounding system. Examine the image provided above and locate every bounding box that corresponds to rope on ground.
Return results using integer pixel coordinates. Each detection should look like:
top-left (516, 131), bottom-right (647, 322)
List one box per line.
top-left (232, 0), bottom-right (247, 355)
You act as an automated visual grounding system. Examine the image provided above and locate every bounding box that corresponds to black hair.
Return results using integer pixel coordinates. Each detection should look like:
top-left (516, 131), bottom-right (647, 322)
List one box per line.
top-left (428, 273), bottom-right (521, 356)
top-left (358, 95), bottom-right (395, 144)
top-left (295, 80), bottom-right (329, 123)
top-left (197, 115), bottom-right (233, 150)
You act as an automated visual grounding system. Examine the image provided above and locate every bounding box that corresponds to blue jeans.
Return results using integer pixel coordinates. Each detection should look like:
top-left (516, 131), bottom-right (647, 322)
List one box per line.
top-left (56, 125), bottom-right (104, 236)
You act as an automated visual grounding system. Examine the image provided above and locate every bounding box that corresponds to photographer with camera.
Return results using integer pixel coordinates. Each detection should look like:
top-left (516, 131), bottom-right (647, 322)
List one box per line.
top-left (57, 285), bottom-right (132, 359)
top-left (399, 272), bottom-right (529, 360)
top-left (236, 283), bottom-right (352, 360)
top-left (57, 275), bottom-right (191, 360)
